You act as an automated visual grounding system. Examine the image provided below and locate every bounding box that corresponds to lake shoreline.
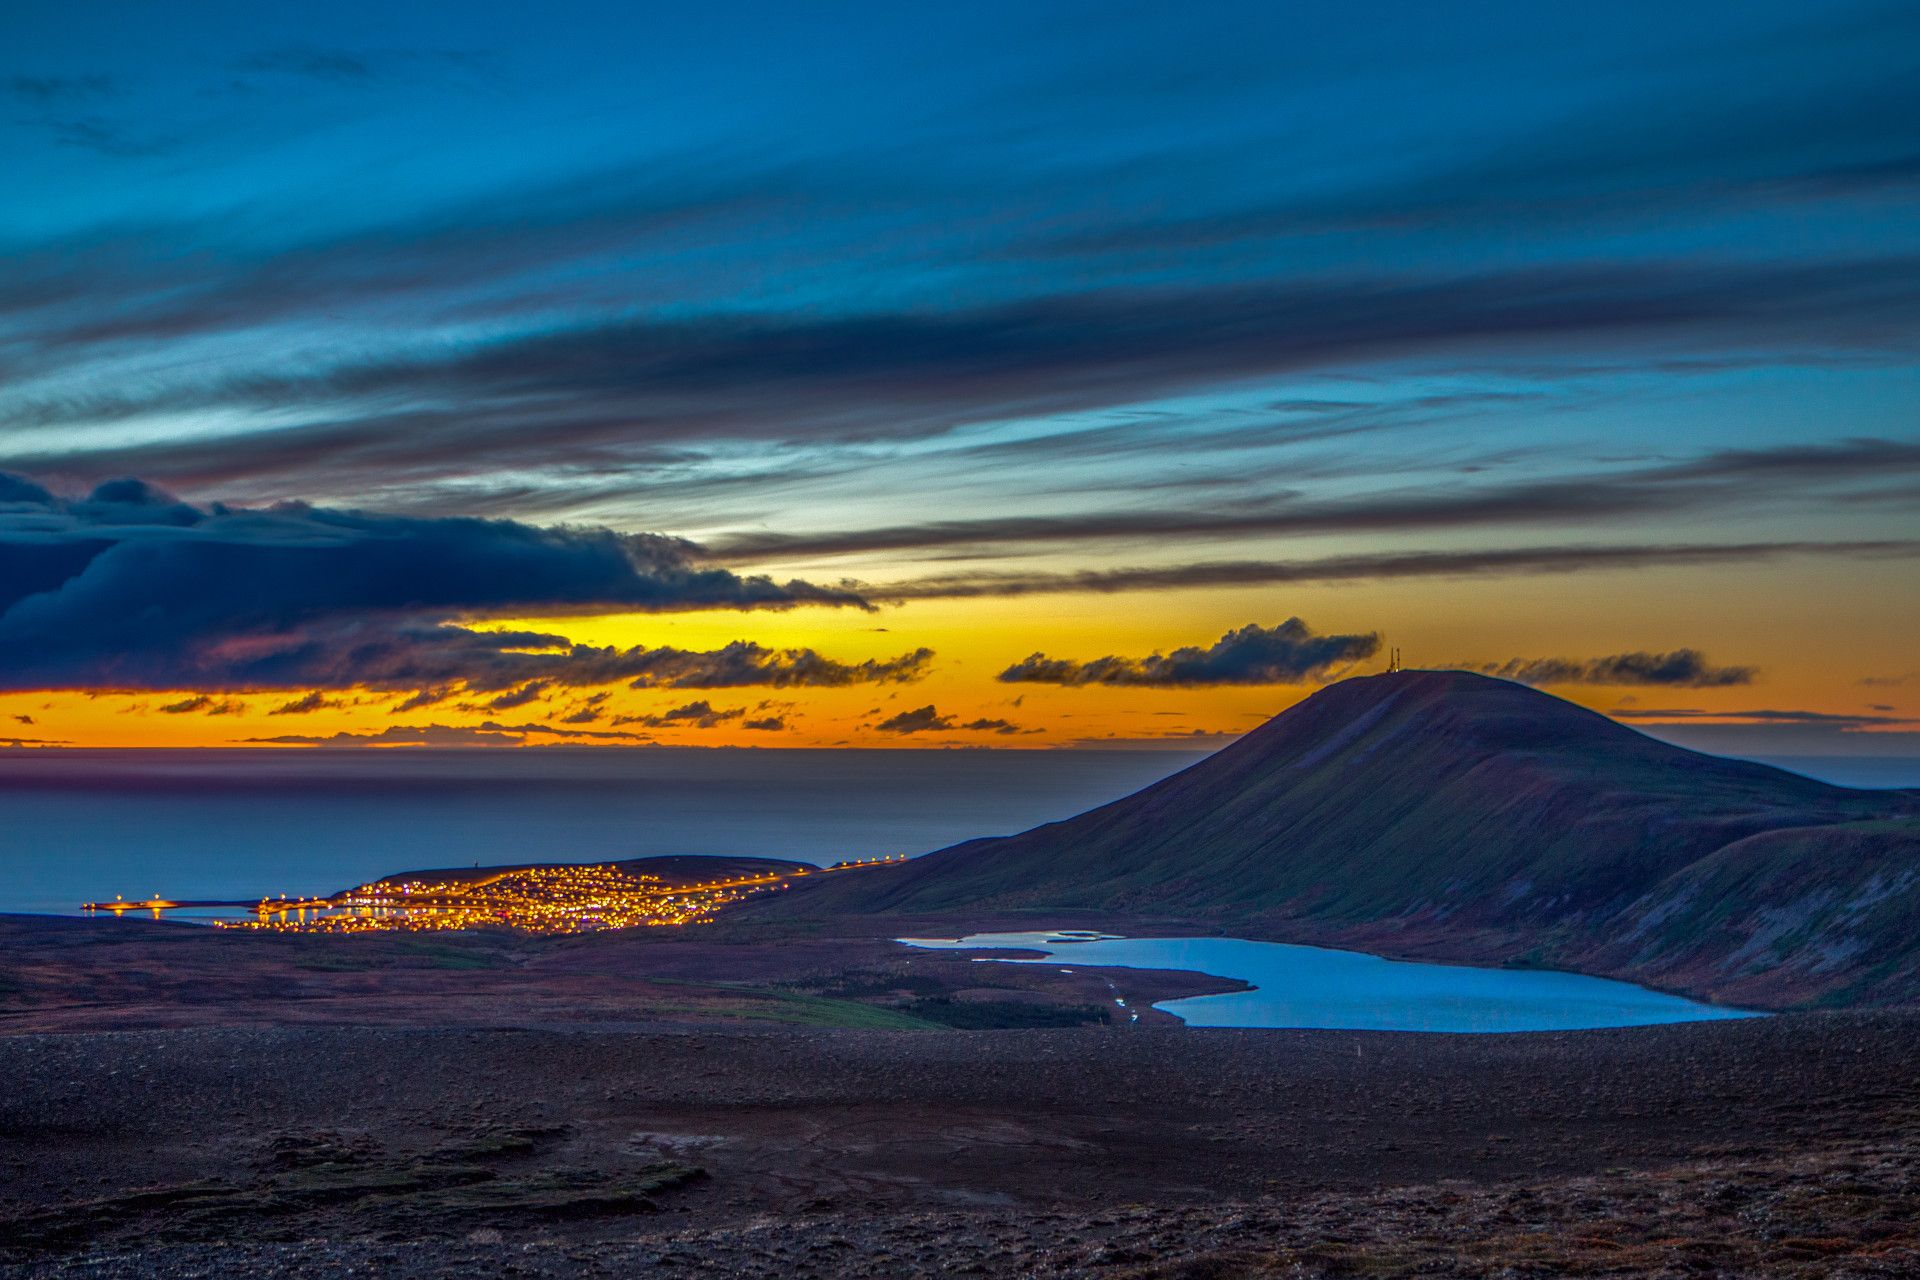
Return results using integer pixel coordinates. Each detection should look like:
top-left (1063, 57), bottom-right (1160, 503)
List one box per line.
top-left (900, 929), bottom-right (1759, 1032)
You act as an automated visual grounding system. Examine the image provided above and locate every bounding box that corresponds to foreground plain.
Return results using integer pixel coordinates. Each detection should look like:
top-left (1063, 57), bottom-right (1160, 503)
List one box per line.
top-left (2, 916), bottom-right (1918, 1277)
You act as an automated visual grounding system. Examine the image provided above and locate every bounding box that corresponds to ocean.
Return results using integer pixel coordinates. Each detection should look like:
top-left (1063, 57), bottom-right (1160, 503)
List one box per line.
top-left (0, 747), bottom-right (1205, 916)
top-left (2, 748), bottom-right (1912, 918)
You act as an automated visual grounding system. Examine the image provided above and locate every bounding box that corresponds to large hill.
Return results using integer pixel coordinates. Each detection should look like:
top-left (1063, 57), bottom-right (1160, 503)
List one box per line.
top-left (766, 671), bottom-right (1920, 1008)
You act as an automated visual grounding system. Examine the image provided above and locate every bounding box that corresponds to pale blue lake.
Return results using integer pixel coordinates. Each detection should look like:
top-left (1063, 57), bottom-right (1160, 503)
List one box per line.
top-left (900, 931), bottom-right (1761, 1033)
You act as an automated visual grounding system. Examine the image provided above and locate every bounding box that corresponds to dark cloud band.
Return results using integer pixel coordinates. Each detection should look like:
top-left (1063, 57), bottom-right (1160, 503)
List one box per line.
top-left (873, 705), bottom-right (955, 734)
top-left (1478, 650), bottom-right (1756, 688)
top-left (999, 620), bottom-right (1379, 688)
top-left (717, 439), bottom-right (1920, 562)
top-left (12, 263), bottom-right (1920, 506)
top-left (612, 699), bottom-right (744, 730)
top-left (244, 720), bottom-right (655, 747)
top-left (0, 474), bottom-right (883, 694)
top-left (879, 539), bottom-right (1919, 599)
top-left (1612, 707), bottom-right (1916, 726)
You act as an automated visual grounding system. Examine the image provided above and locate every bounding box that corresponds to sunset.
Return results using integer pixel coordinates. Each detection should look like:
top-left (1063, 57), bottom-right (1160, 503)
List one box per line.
top-left (4, 3), bottom-right (1916, 755)
top-left (3, 3), bottom-right (1918, 1275)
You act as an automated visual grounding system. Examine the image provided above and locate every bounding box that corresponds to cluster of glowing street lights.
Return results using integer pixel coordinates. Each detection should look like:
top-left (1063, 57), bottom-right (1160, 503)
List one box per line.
top-left (195, 854), bottom-right (908, 935)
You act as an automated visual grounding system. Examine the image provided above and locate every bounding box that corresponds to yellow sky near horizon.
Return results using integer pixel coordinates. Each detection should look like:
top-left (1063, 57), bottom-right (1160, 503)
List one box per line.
top-left (10, 553), bottom-right (1913, 750)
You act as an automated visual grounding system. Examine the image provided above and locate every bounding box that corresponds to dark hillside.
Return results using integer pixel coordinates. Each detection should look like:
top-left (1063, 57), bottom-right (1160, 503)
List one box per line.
top-left (761, 671), bottom-right (1919, 1007)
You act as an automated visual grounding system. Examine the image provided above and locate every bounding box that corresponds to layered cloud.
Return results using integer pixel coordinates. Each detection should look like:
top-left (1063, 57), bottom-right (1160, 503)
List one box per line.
top-left (0, 475), bottom-right (900, 695)
top-left (3, 7), bottom-right (1915, 676)
top-left (873, 705), bottom-right (955, 735)
top-left (867, 706), bottom-right (1029, 735)
top-left (722, 439), bottom-right (1920, 563)
top-left (999, 620), bottom-right (1380, 688)
top-left (14, 265), bottom-right (1920, 506)
top-left (883, 539), bottom-right (1920, 600)
top-left (156, 695), bottom-right (245, 715)
top-left (244, 719), bottom-right (654, 747)
top-left (1611, 707), bottom-right (1915, 727)
top-left (613, 700), bottom-right (744, 730)
top-left (3, 7), bottom-right (1915, 752)
top-left (268, 691), bottom-right (345, 715)
top-left (1478, 650), bottom-right (1756, 688)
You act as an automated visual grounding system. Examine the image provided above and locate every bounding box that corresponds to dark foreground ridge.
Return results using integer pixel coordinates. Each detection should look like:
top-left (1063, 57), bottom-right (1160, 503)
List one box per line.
top-left (5, 813), bottom-right (1918, 1275)
top-left (4, 1014), bottom-right (1920, 1277)
top-left (762, 670), bottom-right (1920, 1008)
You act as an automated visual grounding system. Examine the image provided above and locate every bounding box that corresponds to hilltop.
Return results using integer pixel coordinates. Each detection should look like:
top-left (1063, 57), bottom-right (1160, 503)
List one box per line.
top-left (764, 670), bottom-right (1920, 1008)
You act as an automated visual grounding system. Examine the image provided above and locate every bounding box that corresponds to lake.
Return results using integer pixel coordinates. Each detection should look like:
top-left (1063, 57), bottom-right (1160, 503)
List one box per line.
top-left (899, 931), bottom-right (1760, 1032)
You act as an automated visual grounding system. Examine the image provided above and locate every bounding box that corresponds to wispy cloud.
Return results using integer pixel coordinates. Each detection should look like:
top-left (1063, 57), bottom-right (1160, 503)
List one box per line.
top-left (1479, 650), bottom-right (1756, 688)
top-left (244, 719), bottom-right (653, 747)
top-left (718, 439), bottom-right (1920, 561)
top-left (234, 46), bottom-right (377, 83)
top-left (481, 682), bottom-right (550, 711)
top-left (961, 717), bottom-right (1028, 735)
top-left (1613, 707), bottom-right (1915, 726)
top-left (612, 699), bottom-right (744, 730)
top-left (11, 262), bottom-right (1920, 504)
top-left (156, 694), bottom-right (246, 715)
top-left (268, 691), bottom-right (344, 715)
top-left (6, 74), bottom-right (117, 102)
top-left (881, 539), bottom-right (1919, 599)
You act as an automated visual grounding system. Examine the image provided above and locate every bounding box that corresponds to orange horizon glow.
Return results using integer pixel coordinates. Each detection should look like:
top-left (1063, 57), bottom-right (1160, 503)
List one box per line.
top-left (8, 555), bottom-right (1914, 752)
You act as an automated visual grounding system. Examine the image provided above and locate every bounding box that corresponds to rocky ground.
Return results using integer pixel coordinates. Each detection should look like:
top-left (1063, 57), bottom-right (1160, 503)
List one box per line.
top-left (3, 916), bottom-right (1918, 1276)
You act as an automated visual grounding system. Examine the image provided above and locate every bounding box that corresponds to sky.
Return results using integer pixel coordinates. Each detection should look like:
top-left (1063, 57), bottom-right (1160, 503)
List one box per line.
top-left (1, 0), bottom-right (1916, 754)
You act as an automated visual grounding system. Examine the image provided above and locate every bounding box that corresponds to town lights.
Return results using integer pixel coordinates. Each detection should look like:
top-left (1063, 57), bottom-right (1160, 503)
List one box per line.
top-left (95, 854), bottom-right (894, 937)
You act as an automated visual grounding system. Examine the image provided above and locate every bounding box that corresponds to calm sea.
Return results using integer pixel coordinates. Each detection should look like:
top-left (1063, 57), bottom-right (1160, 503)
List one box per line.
top-left (0, 748), bottom-right (1204, 916)
top-left (2, 748), bottom-right (1912, 918)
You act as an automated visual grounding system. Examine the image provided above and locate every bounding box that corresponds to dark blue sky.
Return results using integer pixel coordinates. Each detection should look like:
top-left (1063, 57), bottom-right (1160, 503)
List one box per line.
top-left (1, 1), bottom-right (1916, 752)
top-left (7, 1), bottom-right (1916, 514)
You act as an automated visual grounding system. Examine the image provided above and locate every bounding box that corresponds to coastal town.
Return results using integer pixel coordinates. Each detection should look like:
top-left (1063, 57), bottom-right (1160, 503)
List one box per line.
top-left (81, 856), bottom-right (905, 935)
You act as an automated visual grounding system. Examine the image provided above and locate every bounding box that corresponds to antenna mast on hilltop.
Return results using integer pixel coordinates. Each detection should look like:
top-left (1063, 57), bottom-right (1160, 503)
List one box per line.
top-left (1387, 647), bottom-right (1402, 673)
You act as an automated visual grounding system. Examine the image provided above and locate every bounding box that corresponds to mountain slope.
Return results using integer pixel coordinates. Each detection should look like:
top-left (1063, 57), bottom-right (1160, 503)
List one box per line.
top-left (768, 671), bottom-right (1920, 1008)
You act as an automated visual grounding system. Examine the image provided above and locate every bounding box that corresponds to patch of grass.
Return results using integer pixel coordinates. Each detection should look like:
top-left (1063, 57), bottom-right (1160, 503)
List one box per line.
top-left (793, 968), bottom-right (954, 1000)
top-left (667, 980), bottom-right (1103, 1030)
top-left (289, 956), bottom-right (382, 972)
top-left (750, 992), bottom-right (944, 1030)
top-left (646, 978), bottom-right (944, 1029)
top-left (903, 997), bottom-right (1111, 1029)
top-left (709, 993), bottom-right (943, 1030)
top-left (389, 939), bottom-right (506, 970)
